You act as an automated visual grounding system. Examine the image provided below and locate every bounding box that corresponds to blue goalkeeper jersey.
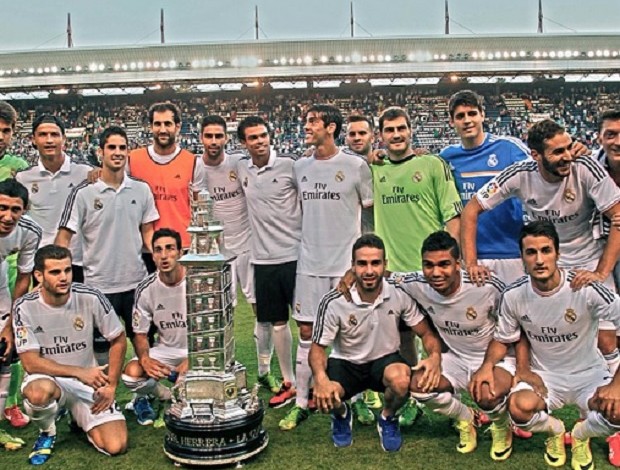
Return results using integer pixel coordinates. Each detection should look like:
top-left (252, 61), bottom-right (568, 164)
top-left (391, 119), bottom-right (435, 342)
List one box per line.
top-left (441, 133), bottom-right (529, 259)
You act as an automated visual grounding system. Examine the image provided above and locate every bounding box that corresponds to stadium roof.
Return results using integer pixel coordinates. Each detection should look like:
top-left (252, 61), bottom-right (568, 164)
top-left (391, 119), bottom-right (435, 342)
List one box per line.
top-left (1, 33), bottom-right (620, 91)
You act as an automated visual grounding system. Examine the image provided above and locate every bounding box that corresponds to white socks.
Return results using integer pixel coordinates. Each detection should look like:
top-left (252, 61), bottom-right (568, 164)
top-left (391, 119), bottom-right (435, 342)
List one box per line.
top-left (294, 340), bottom-right (312, 408)
top-left (254, 322), bottom-right (273, 376)
top-left (273, 324), bottom-right (295, 385)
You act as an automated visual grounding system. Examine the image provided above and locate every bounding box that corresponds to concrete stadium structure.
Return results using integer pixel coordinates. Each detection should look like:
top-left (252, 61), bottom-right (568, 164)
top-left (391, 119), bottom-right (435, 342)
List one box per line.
top-left (1, 33), bottom-right (620, 95)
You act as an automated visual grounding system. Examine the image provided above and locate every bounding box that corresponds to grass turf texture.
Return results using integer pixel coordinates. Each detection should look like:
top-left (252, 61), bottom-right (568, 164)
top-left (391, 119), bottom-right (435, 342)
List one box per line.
top-left (0, 292), bottom-right (615, 469)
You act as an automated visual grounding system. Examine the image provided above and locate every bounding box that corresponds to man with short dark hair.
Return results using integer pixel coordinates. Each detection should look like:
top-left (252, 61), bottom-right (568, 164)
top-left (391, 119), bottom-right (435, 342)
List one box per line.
top-left (0, 101), bottom-right (28, 181)
top-left (372, 106), bottom-right (463, 426)
top-left (441, 90), bottom-right (528, 284)
top-left (122, 228), bottom-right (187, 427)
top-left (470, 220), bottom-right (620, 469)
top-left (14, 244), bottom-right (127, 464)
top-left (310, 233), bottom-right (441, 452)
top-left (0, 179), bottom-right (42, 435)
top-left (283, 104), bottom-right (373, 431)
top-left (236, 116), bottom-right (298, 417)
top-left (56, 126), bottom-right (159, 360)
top-left (128, 102), bottom-right (202, 271)
top-left (462, 118), bottom-right (620, 379)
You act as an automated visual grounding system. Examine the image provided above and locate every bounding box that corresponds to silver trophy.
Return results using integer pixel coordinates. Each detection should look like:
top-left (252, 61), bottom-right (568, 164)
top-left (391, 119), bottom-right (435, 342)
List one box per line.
top-left (164, 189), bottom-right (268, 465)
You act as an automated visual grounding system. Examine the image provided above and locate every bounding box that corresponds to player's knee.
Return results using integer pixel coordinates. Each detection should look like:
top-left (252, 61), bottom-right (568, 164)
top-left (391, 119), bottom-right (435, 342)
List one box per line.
top-left (104, 439), bottom-right (127, 456)
top-left (123, 360), bottom-right (144, 378)
top-left (298, 324), bottom-right (312, 341)
top-left (476, 394), bottom-right (501, 411)
top-left (23, 384), bottom-right (56, 406)
top-left (507, 392), bottom-right (537, 423)
top-left (386, 374), bottom-right (410, 397)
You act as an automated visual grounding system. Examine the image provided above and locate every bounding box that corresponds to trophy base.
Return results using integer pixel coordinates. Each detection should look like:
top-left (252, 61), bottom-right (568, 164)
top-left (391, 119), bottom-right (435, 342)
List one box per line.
top-left (163, 404), bottom-right (268, 466)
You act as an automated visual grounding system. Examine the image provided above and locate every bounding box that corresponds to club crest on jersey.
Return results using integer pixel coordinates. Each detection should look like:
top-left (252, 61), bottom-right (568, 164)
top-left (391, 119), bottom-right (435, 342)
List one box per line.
top-left (348, 314), bottom-right (358, 326)
top-left (243, 177), bottom-right (248, 188)
top-left (335, 171), bottom-right (345, 182)
top-left (229, 171), bottom-right (237, 182)
top-left (31, 183), bottom-right (39, 194)
top-left (132, 311), bottom-right (140, 328)
top-left (564, 308), bottom-right (577, 323)
top-left (73, 316), bottom-right (84, 331)
top-left (466, 307), bottom-right (477, 321)
top-left (412, 172), bottom-right (423, 183)
top-left (94, 198), bottom-right (103, 210)
top-left (563, 189), bottom-right (576, 203)
top-left (487, 154), bottom-right (498, 168)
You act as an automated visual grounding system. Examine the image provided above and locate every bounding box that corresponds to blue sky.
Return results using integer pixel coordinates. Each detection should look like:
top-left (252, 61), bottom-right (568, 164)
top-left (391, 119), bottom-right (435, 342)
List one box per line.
top-left (1, 0), bottom-right (618, 51)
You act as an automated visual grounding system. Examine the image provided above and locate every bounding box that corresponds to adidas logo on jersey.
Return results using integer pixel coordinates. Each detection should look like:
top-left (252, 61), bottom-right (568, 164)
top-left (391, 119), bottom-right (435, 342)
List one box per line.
top-left (379, 176), bottom-right (387, 183)
top-left (156, 304), bottom-right (165, 310)
top-left (520, 315), bottom-right (532, 323)
top-left (272, 178), bottom-right (278, 183)
top-left (131, 200), bottom-right (136, 204)
top-left (526, 198), bottom-right (537, 206)
top-left (301, 176), bottom-right (308, 182)
top-left (33, 326), bottom-right (45, 334)
top-left (68, 183), bottom-right (74, 188)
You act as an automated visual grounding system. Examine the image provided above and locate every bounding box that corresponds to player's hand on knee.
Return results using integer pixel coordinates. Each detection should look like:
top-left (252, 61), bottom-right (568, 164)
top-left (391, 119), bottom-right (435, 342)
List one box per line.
top-left (91, 385), bottom-right (116, 414)
top-left (79, 364), bottom-right (109, 388)
top-left (314, 381), bottom-right (341, 413)
top-left (465, 263), bottom-right (490, 287)
top-left (569, 269), bottom-right (604, 291)
top-left (593, 384), bottom-right (620, 421)
top-left (513, 370), bottom-right (548, 398)
top-left (412, 356), bottom-right (441, 392)
top-left (140, 356), bottom-right (171, 380)
top-left (469, 365), bottom-right (495, 402)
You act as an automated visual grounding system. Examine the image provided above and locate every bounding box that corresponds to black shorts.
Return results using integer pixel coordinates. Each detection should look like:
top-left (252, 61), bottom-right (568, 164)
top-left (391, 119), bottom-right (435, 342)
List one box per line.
top-left (105, 290), bottom-right (136, 339)
top-left (254, 261), bottom-right (296, 323)
top-left (326, 352), bottom-right (408, 400)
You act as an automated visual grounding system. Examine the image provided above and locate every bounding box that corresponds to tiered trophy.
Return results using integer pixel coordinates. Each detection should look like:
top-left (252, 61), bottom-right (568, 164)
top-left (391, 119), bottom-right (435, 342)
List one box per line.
top-left (163, 189), bottom-right (268, 466)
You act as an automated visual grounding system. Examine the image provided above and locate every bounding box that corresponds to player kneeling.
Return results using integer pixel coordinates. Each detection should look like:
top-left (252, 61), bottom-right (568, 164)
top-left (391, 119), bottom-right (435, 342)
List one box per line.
top-left (471, 221), bottom-right (620, 469)
top-left (15, 245), bottom-right (127, 464)
top-left (309, 234), bottom-right (442, 451)
top-left (122, 229), bottom-right (188, 427)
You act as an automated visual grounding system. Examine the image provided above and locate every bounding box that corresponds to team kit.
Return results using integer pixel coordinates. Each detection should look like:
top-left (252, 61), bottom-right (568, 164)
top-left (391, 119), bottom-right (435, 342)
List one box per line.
top-left (0, 90), bottom-right (619, 470)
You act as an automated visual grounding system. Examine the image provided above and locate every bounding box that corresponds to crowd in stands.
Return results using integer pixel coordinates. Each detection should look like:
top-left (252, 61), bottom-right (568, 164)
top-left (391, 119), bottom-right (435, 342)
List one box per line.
top-left (7, 84), bottom-right (618, 162)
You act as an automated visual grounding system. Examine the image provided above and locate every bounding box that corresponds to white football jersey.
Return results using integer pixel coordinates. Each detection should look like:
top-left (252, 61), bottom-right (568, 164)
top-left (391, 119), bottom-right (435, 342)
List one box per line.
top-left (0, 216), bottom-right (42, 292)
top-left (312, 279), bottom-right (425, 364)
top-left (494, 270), bottom-right (620, 374)
top-left (294, 149), bottom-right (373, 276)
top-left (133, 273), bottom-right (187, 350)
top-left (477, 158), bottom-right (620, 267)
top-left (195, 152), bottom-right (251, 256)
top-left (13, 284), bottom-right (124, 369)
top-left (392, 271), bottom-right (505, 362)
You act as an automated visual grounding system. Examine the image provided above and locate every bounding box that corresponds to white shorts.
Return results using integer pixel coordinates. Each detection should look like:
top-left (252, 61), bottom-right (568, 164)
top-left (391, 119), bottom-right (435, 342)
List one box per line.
top-left (128, 344), bottom-right (187, 369)
top-left (441, 351), bottom-right (516, 393)
top-left (22, 374), bottom-right (125, 432)
top-left (480, 258), bottom-right (525, 285)
top-left (510, 367), bottom-right (612, 416)
top-left (232, 251), bottom-right (255, 305)
top-left (293, 274), bottom-right (339, 323)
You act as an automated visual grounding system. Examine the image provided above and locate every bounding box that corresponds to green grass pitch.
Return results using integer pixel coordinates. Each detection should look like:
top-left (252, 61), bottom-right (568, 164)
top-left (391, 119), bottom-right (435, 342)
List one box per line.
top-left (0, 292), bottom-right (614, 469)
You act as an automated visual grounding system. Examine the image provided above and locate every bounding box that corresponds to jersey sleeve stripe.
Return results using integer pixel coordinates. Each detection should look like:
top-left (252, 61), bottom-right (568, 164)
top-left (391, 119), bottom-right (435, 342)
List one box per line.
top-left (312, 289), bottom-right (343, 344)
top-left (71, 283), bottom-right (114, 314)
top-left (134, 273), bottom-right (158, 305)
top-left (495, 161), bottom-right (538, 186)
top-left (17, 218), bottom-right (43, 239)
top-left (58, 180), bottom-right (90, 227)
top-left (590, 282), bottom-right (617, 304)
top-left (575, 157), bottom-right (607, 182)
